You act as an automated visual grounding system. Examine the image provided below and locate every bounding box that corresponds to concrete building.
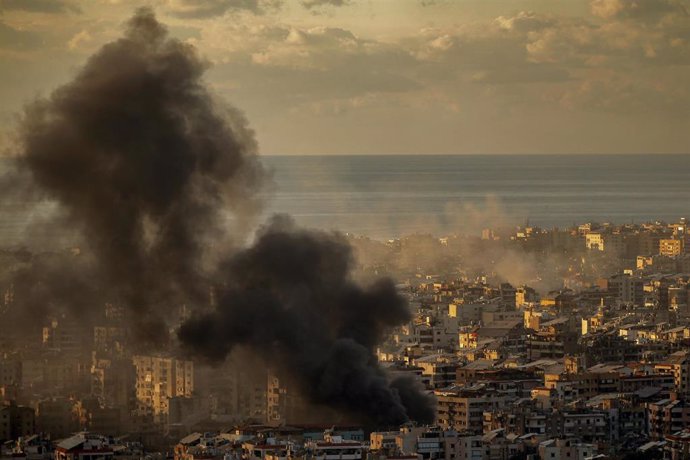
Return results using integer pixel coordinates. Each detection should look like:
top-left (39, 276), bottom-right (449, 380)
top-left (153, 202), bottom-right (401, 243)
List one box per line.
top-left (306, 434), bottom-right (365, 460)
top-left (660, 239), bottom-right (684, 257)
top-left (538, 439), bottom-right (596, 460)
top-left (54, 433), bottom-right (142, 460)
top-left (664, 429), bottom-right (690, 460)
top-left (608, 274), bottom-right (645, 307)
top-left (415, 355), bottom-right (458, 390)
top-left (546, 411), bottom-right (611, 443)
top-left (435, 386), bottom-right (510, 435)
top-left (655, 351), bottom-right (690, 399)
top-left (132, 355), bottom-right (194, 426)
top-left (90, 357), bottom-right (136, 414)
top-left (36, 398), bottom-right (82, 439)
top-left (585, 233), bottom-right (605, 252)
top-left (0, 401), bottom-right (35, 441)
top-left (647, 395), bottom-right (690, 440)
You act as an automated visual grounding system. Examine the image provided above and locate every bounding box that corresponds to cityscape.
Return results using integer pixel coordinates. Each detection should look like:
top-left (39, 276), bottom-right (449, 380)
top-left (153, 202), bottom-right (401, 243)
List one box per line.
top-left (2, 1), bottom-right (690, 460)
top-left (3, 217), bottom-right (690, 459)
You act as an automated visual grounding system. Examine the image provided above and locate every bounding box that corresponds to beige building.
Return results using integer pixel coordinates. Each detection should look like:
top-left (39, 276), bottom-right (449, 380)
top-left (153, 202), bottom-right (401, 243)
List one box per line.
top-left (132, 355), bottom-right (194, 426)
top-left (435, 387), bottom-right (510, 434)
top-left (655, 351), bottom-right (690, 399)
top-left (538, 439), bottom-right (596, 460)
top-left (585, 232), bottom-right (624, 254)
top-left (585, 232), bottom-right (604, 251)
top-left (660, 238), bottom-right (683, 257)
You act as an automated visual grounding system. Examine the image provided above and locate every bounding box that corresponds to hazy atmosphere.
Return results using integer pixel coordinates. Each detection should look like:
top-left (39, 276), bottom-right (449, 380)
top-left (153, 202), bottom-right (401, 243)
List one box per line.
top-left (1, 1), bottom-right (690, 458)
top-left (2, 0), bottom-right (690, 154)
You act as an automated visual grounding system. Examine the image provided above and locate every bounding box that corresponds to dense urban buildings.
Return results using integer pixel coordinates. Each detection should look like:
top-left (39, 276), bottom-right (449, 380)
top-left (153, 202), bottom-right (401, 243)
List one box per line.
top-left (2, 218), bottom-right (690, 459)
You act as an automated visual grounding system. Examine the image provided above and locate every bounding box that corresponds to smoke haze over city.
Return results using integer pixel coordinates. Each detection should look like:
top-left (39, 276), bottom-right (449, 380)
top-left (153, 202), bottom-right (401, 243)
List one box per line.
top-left (1, 2), bottom-right (690, 459)
top-left (0, 7), bottom-right (433, 428)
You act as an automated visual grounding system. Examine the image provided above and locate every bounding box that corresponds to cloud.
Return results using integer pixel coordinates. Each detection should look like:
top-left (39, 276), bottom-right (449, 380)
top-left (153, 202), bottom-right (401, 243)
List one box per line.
top-left (591, 0), bottom-right (688, 21)
top-left (189, 2), bottom-right (690, 126)
top-left (0, 0), bottom-right (80, 14)
top-left (301, 0), bottom-right (351, 9)
top-left (4, 0), bottom-right (690, 155)
top-left (495, 10), bottom-right (557, 33)
top-left (203, 22), bottom-right (420, 105)
top-left (166, 0), bottom-right (282, 18)
top-left (249, 26), bottom-right (366, 68)
top-left (67, 29), bottom-right (92, 50)
top-left (470, 65), bottom-right (571, 84)
top-left (554, 73), bottom-right (690, 116)
top-left (411, 21), bottom-right (576, 87)
top-left (0, 22), bottom-right (43, 49)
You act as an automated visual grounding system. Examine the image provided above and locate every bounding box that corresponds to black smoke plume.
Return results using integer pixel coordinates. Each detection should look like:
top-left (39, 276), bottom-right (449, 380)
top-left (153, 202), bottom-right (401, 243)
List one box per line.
top-left (4, 8), bottom-right (435, 425)
top-left (179, 215), bottom-right (435, 426)
top-left (7, 8), bottom-right (263, 345)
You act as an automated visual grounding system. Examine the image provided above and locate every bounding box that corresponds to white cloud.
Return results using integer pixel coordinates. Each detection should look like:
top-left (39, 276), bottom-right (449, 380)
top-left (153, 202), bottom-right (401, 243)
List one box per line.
top-left (67, 29), bottom-right (92, 50)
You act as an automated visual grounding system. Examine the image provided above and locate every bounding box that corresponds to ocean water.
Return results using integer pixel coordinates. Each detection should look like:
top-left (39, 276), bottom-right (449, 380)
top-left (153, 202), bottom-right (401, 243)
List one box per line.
top-left (1, 154), bottom-right (689, 243)
top-left (261, 154), bottom-right (690, 239)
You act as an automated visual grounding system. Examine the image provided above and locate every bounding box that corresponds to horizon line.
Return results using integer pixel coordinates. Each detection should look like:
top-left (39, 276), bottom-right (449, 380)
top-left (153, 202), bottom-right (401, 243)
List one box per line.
top-left (260, 152), bottom-right (690, 157)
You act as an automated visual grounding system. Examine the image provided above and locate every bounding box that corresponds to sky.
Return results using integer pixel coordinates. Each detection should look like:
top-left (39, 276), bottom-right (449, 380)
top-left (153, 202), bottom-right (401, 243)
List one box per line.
top-left (1, 0), bottom-right (690, 155)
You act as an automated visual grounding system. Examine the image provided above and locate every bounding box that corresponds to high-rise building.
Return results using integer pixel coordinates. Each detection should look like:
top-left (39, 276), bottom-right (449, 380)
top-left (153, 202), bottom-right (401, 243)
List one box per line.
top-left (660, 238), bottom-right (684, 257)
top-left (132, 355), bottom-right (193, 426)
top-left (0, 401), bottom-right (35, 441)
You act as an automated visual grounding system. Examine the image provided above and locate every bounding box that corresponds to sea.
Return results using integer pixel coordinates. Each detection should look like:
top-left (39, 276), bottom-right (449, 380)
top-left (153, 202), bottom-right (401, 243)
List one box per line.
top-left (261, 154), bottom-right (690, 239)
top-left (2, 154), bottom-right (690, 243)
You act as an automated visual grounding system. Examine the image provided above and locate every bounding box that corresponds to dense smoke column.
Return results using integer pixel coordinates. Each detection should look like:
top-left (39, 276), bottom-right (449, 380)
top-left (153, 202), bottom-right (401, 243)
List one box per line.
top-left (7, 7), bottom-right (434, 423)
top-left (0, 250), bottom-right (108, 342)
top-left (11, 8), bottom-right (264, 345)
top-left (179, 216), bottom-right (435, 426)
